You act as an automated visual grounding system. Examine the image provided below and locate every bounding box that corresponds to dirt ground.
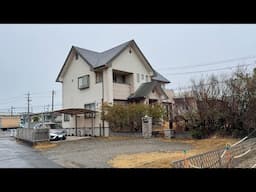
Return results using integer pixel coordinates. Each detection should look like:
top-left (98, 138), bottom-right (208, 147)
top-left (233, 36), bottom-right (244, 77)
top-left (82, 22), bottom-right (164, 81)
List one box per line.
top-left (40, 136), bottom-right (192, 168)
top-left (108, 137), bottom-right (239, 168)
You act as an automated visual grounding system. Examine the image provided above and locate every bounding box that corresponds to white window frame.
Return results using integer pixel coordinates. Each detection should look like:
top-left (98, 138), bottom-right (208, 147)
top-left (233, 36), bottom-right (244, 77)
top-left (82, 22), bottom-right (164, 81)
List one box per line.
top-left (64, 114), bottom-right (70, 122)
top-left (145, 75), bottom-right (148, 82)
top-left (137, 73), bottom-right (140, 83)
top-left (141, 74), bottom-right (144, 81)
top-left (95, 71), bottom-right (103, 83)
top-left (78, 75), bottom-right (90, 89)
top-left (84, 103), bottom-right (96, 118)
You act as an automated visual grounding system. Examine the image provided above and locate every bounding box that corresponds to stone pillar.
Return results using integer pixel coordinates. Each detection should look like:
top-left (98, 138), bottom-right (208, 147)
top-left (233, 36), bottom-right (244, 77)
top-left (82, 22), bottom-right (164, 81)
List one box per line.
top-left (142, 116), bottom-right (152, 138)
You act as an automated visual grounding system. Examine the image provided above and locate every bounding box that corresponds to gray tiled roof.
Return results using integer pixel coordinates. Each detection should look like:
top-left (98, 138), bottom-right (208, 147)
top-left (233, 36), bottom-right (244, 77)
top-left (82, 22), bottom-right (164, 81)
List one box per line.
top-left (128, 81), bottom-right (159, 99)
top-left (57, 40), bottom-right (170, 84)
top-left (152, 70), bottom-right (170, 83)
top-left (73, 40), bottom-right (131, 68)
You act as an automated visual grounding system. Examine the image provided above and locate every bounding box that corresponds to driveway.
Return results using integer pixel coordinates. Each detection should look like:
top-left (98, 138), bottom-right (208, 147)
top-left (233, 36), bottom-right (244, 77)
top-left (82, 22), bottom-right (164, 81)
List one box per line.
top-left (40, 137), bottom-right (192, 168)
top-left (0, 133), bottom-right (61, 168)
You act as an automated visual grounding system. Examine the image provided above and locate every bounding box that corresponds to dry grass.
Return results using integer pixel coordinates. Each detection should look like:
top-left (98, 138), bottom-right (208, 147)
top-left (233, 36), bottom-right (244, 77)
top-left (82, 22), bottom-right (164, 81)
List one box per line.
top-left (33, 142), bottom-right (57, 150)
top-left (108, 137), bottom-right (239, 168)
top-left (96, 136), bottom-right (138, 141)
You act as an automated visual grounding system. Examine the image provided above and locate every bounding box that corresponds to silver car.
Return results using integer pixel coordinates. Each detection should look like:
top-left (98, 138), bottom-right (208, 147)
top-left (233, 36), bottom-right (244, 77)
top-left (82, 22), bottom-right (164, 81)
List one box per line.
top-left (34, 122), bottom-right (67, 141)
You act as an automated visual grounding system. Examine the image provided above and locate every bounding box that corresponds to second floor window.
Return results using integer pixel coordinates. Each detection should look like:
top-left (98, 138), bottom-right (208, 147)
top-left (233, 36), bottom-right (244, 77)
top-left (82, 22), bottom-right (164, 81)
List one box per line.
top-left (113, 73), bottom-right (126, 84)
top-left (78, 75), bottom-right (90, 89)
top-left (95, 71), bottom-right (103, 83)
top-left (145, 75), bottom-right (148, 82)
top-left (141, 74), bottom-right (144, 81)
top-left (137, 73), bottom-right (140, 83)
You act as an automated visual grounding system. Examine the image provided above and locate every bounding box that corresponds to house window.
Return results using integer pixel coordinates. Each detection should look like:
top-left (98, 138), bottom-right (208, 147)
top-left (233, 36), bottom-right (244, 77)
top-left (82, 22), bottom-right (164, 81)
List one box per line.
top-left (78, 75), bottom-right (89, 89)
top-left (85, 103), bottom-right (96, 111)
top-left (95, 71), bottom-right (103, 83)
top-left (145, 75), bottom-right (148, 82)
top-left (113, 73), bottom-right (117, 82)
top-left (75, 52), bottom-right (79, 60)
top-left (121, 75), bottom-right (126, 84)
top-left (84, 103), bottom-right (96, 118)
top-left (141, 74), bottom-right (144, 81)
top-left (64, 114), bottom-right (70, 122)
top-left (113, 73), bottom-right (126, 84)
top-left (137, 73), bottom-right (140, 83)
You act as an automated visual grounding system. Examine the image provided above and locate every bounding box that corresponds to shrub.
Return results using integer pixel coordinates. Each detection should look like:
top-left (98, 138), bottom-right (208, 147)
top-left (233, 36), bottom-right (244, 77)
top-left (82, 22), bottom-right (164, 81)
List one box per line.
top-left (102, 103), bottom-right (165, 132)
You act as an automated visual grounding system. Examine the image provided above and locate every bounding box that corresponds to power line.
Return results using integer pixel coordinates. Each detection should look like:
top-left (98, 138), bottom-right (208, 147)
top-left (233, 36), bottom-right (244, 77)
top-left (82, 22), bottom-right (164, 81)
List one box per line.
top-left (172, 81), bottom-right (227, 91)
top-left (163, 63), bottom-right (255, 76)
top-left (157, 55), bottom-right (256, 70)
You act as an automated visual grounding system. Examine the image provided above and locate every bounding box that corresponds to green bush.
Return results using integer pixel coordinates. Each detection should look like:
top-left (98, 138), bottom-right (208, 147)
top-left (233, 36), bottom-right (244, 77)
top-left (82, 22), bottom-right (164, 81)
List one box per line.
top-left (102, 103), bottom-right (164, 132)
top-left (191, 129), bottom-right (203, 139)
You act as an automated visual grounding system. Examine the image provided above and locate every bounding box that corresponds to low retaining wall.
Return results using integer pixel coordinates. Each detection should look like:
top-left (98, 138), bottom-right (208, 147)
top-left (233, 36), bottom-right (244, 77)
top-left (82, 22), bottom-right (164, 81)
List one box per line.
top-left (15, 128), bottom-right (49, 143)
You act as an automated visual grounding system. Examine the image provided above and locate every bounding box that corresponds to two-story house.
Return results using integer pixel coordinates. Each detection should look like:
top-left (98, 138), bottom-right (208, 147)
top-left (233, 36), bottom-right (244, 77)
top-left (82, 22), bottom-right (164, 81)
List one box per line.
top-left (56, 40), bottom-right (172, 136)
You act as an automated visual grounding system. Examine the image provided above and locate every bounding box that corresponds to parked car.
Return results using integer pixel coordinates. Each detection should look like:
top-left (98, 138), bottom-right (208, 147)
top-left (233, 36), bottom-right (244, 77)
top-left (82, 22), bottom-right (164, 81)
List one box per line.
top-left (34, 122), bottom-right (67, 141)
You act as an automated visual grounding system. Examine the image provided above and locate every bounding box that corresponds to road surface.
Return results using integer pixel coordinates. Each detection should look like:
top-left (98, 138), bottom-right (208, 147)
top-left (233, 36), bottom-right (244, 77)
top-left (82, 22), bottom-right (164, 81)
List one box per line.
top-left (0, 133), bottom-right (61, 168)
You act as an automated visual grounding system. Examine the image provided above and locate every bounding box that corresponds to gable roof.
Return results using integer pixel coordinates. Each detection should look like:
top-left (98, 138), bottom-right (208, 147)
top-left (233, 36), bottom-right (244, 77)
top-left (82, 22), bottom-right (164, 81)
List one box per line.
top-left (128, 81), bottom-right (168, 100)
top-left (56, 40), bottom-right (170, 83)
top-left (152, 70), bottom-right (170, 83)
top-left (73, 40), bottom-right (131, 68)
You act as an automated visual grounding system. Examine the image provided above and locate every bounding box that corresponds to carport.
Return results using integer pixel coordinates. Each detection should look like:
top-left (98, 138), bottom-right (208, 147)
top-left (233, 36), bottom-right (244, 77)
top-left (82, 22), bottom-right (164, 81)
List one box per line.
top-left (54, 108), bottom-right (97, 136)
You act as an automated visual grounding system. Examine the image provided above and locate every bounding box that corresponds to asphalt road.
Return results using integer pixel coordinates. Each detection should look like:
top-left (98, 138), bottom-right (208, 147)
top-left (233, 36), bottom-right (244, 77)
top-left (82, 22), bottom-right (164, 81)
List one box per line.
top-left (0, 135), bottom-right (62, 168)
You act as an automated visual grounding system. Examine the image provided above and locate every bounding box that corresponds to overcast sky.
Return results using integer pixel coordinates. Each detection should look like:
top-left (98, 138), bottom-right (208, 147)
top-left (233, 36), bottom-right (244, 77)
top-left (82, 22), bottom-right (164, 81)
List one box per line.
top-left (1, 24), bottom-right (256, 113)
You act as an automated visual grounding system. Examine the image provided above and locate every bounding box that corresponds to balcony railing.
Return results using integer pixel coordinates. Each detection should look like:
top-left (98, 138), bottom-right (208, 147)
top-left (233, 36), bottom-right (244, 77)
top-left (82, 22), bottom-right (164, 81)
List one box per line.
top-left (113, 83), bottom-right (131, 100)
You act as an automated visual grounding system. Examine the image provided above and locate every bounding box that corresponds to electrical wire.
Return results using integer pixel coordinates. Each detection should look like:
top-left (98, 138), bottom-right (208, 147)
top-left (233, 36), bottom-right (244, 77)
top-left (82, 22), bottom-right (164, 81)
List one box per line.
top-left (157, 55), bottom-right (256, 70)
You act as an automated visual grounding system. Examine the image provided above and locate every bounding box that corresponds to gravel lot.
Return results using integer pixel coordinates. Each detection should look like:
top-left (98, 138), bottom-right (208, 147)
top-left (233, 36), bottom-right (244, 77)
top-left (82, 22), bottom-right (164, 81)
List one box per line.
top-left (40, 137), bottom-right (192, 168)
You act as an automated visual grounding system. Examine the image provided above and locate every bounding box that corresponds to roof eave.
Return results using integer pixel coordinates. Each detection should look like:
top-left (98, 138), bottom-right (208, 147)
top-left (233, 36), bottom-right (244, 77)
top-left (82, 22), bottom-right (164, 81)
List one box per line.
top-left (56, 46), bottom-right (75, 83)
top-left (104, 40), bottom-right (133, 67)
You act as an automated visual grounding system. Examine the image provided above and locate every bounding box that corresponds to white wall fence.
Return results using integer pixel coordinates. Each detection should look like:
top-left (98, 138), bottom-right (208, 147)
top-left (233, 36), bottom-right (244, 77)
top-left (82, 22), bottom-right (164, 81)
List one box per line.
top-left (15, 128), bottom-right (49, 143)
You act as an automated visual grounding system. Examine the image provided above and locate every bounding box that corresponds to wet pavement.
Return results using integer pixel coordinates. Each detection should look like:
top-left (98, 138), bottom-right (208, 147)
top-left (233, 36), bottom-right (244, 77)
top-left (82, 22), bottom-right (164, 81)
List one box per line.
top-left (0, 134), bottom-right (62, 168)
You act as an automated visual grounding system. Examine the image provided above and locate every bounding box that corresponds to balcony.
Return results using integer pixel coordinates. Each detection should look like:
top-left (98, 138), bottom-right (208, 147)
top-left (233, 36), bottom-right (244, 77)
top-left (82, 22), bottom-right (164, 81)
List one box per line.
top-left (113, 83), bottom-right (131, 100)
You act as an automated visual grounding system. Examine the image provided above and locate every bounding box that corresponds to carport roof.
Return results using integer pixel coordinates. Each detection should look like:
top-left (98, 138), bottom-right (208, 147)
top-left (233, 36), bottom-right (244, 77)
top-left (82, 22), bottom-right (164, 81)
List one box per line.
top-left (54, 108), bottom-right (97, 115)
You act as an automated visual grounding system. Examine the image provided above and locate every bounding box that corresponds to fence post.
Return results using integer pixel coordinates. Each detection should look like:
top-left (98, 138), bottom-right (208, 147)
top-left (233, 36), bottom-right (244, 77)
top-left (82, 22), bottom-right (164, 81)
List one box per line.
top-left (218, 151), bottom-right (222, 167)
top-left (225, 144), bottom-right (231, 168)
top-left (183, 150), bottom-right (189, 168)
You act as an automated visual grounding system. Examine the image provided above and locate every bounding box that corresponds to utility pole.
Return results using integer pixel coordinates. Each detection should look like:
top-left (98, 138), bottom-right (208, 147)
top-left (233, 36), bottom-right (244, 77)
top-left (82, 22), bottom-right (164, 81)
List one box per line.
top-left (10, 106), bottom-right (15, 116)
top-left (52, 90), bottom-right (55, 112)
top-left (51, 90), bottom-right (55, 122)
top-left (25, 92), bottom-right (32, 128)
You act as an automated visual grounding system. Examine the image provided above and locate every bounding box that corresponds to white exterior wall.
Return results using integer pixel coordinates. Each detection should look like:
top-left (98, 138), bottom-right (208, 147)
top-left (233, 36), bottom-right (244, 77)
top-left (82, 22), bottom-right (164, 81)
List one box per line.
top-left (113, 83), bottom-right (131, 100)
top-left (111, 47), bottom-right (152, 94)
top-left (61, 54), bottom-right (103, 131)
top-left (103, 67), bottom-right (113, 104)
top-left (59, 46), bottom-right (161, 136)
top-left (62, 55), bottom-right (102, 108)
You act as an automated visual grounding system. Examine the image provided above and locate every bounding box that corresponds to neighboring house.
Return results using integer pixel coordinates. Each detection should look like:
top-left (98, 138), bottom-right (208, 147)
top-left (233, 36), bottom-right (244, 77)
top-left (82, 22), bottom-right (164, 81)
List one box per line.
top-left (173, 97), bottom-right (197, 133)
top-left (56, 40), bottom-right (172, 136)
top-left (173, 96), bottom-right (228, 133)
top-left (173, 97), bottom-right (197, 117)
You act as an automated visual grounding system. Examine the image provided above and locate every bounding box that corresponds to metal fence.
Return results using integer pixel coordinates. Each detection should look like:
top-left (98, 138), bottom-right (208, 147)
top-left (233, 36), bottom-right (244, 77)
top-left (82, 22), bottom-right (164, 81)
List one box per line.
top-left (65, 127), bottom-right (109, 137)
top-left (172, 138), bottom-right (256, 168)
top-left (15, 128), bottom-right (49, 143)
